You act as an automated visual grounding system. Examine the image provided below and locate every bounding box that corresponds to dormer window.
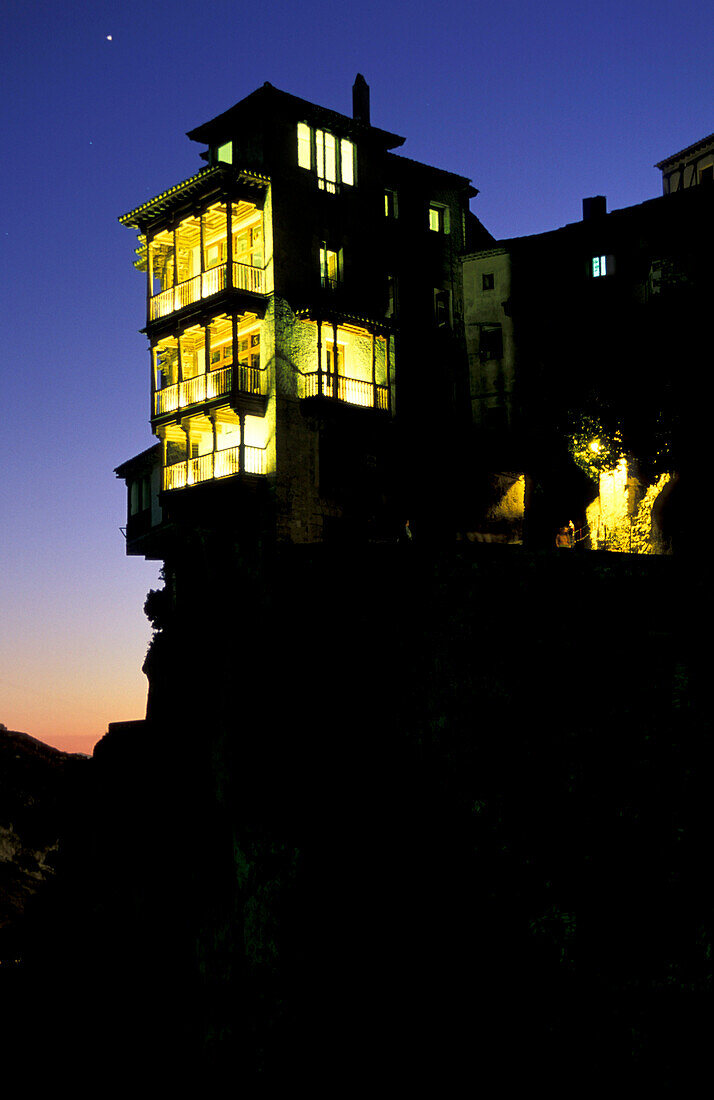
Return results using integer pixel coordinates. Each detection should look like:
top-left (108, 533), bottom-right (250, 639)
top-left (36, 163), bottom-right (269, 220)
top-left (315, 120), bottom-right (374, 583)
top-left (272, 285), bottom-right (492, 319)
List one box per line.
top-left (297, 123), bottom-right (355, 191)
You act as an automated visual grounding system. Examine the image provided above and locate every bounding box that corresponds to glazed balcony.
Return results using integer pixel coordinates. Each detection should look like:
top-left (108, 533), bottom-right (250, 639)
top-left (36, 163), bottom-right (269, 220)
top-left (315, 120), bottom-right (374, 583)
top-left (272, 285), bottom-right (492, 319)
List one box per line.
top-left (163, 444), bottom-right (267, 491)
top-left (153, 364), bottom-right (264, 416)
top-left (300, 370), bottom-right (389, 410)
top-left (150, 262), bottom-right (266, 322)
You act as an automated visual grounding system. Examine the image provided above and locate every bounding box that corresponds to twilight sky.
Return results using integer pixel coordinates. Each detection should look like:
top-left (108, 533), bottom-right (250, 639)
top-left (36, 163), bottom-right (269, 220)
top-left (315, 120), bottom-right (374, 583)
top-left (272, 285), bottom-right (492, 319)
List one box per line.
top-left (2, 0), bottom-right (711, 754)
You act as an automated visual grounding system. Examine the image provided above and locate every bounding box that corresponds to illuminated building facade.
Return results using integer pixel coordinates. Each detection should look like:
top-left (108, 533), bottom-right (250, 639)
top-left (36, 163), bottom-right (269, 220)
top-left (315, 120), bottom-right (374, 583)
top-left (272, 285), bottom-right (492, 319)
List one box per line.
top-left (116, 77), bottom-right (487, 556)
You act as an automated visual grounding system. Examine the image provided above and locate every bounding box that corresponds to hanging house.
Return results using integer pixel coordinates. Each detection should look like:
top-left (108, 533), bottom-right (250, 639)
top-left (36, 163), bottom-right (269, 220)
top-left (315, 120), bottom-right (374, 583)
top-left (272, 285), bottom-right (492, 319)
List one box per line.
top-left (116, 77), bottom-right (483, 556)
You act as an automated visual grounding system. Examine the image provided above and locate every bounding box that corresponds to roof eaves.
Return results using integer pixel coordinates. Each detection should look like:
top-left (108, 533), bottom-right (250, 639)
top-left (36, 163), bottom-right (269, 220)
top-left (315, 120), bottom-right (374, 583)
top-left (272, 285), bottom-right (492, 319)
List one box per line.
top-left (655, 132), bottom-right (714, 169)
top-left (118, 165), bottom-right (270, 228)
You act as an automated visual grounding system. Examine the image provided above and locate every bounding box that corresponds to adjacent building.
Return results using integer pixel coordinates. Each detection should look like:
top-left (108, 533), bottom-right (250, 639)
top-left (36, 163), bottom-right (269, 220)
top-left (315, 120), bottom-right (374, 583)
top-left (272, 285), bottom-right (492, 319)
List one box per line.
top-left (656, 132), bottom-right (714, 194)
top-left (463, 174), bottom-right (711, 551)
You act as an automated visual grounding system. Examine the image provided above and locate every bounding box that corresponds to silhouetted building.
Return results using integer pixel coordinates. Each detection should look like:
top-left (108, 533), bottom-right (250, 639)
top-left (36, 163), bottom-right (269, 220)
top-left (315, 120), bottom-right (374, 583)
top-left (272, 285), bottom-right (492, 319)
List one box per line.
top-left (463, 174), bottom-right (712, 551)
top-left (116, 78), bottom-right (489, 556)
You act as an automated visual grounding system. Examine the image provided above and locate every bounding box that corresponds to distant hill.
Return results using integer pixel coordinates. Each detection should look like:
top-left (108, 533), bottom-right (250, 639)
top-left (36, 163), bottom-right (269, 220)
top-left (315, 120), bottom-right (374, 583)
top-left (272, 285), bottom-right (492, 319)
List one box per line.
top-left (0, 728), bottom-right (89, 957)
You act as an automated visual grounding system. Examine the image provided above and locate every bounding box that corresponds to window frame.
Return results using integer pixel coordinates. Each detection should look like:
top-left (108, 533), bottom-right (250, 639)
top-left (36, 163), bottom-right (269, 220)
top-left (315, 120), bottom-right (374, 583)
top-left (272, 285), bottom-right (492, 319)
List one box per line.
top-left (384, 189), bottom-right (398, 219)
top-left (428, 202), bottom-right (450, 234)
top-left (479, 323), bottom-right (503, 360)
top-left (298, 123), bottom-right (356, 192)
top-left (319, 244), bottom-right (342, 289)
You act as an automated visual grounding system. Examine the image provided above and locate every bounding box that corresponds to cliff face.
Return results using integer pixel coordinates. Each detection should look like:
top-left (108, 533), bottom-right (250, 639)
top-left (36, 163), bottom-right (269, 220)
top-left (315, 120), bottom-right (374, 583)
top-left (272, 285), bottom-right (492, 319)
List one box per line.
top-left (0, 729), bottom-right (89, 958)
top-left (7, 546), bottom-right (708, 1085)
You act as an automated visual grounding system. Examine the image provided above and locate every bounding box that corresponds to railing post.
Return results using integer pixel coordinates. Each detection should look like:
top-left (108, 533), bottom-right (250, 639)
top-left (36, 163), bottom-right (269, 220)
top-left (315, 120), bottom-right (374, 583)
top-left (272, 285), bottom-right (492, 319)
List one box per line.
top-left (317, 319), bottom-right (323, 396)
top-left (332, 319), bottom-right (339, 399)
top-left (172, 223), bottom-right (178, 312)
top-left (239, 413), bottom-right (246, 475)
top-left (231, 313), bottom-right (239, 399)
top-left (146, 237), bottom-right (153, 328)
top-left (226, 198), bottom-right (233, 290)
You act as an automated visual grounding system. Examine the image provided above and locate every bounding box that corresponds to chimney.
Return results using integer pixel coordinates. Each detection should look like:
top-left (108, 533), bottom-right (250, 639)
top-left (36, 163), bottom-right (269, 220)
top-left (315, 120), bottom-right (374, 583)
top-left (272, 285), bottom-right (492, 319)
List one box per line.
top-left (352, 74), bottom-right (370, 124)
top-left (582, 195), bottom-right (607, 220)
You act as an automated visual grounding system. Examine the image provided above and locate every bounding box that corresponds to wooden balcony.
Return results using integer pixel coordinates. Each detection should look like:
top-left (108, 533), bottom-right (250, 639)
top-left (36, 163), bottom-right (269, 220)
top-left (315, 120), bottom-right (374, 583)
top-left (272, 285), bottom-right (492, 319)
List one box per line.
top-left (162, 444), bottom-right (267, 491)
top-left (150, 262), bottom-right (267, 321)
top-left (300, 370), bottom-right (389, 411)
top-left (153, 365), bottom-right (264, 416)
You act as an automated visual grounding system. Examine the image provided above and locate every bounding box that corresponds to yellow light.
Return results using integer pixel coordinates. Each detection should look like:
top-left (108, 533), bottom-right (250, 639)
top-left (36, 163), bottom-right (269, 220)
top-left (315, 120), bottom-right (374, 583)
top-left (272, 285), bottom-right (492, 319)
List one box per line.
top-left (589, 439), bottom-right (601, 454)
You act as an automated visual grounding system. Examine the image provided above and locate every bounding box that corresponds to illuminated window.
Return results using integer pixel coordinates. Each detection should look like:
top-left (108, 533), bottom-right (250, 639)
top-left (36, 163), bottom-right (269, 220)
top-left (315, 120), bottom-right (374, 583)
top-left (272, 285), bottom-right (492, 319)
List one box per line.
top-left (592, 255), bottom-right (607, 277)
top-left (340, 138), bottom-right (354, 186)
top-left (233, 223), bottom-right (263, 268)
top-left (217, 142), bottom-right (232, 164)
top-left (205, 239), bottom-right (226, 269)
top-left (211, 340), bottom-right (233, 369)
top-left (482, 272), bottom-right (494, 290)
top-left (237, 331), bottom-right (260, 371)
top-left (320, 246), bottom-right (341, 289)
top-left (297, 124), bottom-right (355, 191)
top-left (207, 316), bottom-right (234, 372)
top-left (429, 203), bottom-right (449, 233)
top-left (180, 327), bottom-right (204, 380)
top-left (325, 342), bottom-right (344, 373)
top-left (316, 129), bottom-right (337, 192)
top-left (297, 123), bottom-right (311, 169)
top-left (384, 189), bottom-right (398, 218)
top-left (154, 338), bottom-right (179, 389)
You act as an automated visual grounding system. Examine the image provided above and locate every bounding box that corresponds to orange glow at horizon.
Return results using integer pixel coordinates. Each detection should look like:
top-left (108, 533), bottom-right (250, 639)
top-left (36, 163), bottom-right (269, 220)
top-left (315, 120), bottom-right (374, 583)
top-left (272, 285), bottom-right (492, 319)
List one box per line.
top-left (2, 665), bottom-right (149, 756)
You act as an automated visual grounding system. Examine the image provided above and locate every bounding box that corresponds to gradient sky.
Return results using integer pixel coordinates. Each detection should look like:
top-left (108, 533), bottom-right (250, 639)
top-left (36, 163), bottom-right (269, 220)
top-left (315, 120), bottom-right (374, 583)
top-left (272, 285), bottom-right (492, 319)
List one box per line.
top-left (2, 0), bottom-right (711, 754)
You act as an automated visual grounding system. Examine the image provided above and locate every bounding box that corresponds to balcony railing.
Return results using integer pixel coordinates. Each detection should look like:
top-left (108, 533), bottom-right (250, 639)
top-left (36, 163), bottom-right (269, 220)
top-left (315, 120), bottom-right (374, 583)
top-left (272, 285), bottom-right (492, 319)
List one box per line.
top-left (300, 371), bottom-right (389, 410)
top-left (154, 365), bottom-right (264, 416)
top-left (150, 262), bottom-right (267, 321)
top-left (162, 445), bottom-right (267, 490)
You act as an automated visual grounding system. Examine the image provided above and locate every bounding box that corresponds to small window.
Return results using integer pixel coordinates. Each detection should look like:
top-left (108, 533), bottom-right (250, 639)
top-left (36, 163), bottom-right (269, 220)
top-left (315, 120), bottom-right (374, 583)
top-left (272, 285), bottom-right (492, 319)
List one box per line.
top-left (482, 272), bottom-right (494, 291)
top-left (386, 273), bottom-right (397, 318)
top-left (434, 289), bottom-right (451, 328)
top-left (592, 255), bottom-right (608, 278)
top-left (429, 203), bottom-right (449, 234)
top-left (297, 123), bottom-right (311, 169)
top-left (326, 342), bottom-right (344, 373)
top-left (320, 245), bottom-right (341, 289)
top-left (699, 164), bottom-right (713, 184)
top-left (216, 142), bottom-right (232, 165)
top-left (480, 324), bottom-right (503, 359)
top-left (384, 189), bottom-right (398, 218)
top-left (340, 138), bottom-right (355, 186)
